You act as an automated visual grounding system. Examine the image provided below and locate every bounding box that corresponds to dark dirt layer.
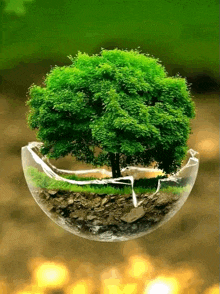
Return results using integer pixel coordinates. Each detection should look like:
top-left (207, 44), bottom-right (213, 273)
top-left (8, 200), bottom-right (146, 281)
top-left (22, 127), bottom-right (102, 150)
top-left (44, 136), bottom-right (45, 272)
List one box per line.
top-left (37, 188), bottom-right (181, 240)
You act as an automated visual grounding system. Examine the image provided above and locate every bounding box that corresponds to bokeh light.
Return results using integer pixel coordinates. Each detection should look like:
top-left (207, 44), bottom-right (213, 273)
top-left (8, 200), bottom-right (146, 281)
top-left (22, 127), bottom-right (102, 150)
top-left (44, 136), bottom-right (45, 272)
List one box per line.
top-left (0, 251), bottom-right (218, 294)
top-left (103, 285), bottom-right (122, 294)
top-left (33, 261), bottom-right (69, 288)
top-left (67, 279), bottom-right (92, 294)
top-left (203, 284), bottom-right (220, 294)
top-left (121, 283), bottom-right (137, 294)
top-left (144, 276), bottom-right (180, 294)
top-left (127, 255), bottom-right (154, 279)
top-left (197, 137), bottom-right (218, 159)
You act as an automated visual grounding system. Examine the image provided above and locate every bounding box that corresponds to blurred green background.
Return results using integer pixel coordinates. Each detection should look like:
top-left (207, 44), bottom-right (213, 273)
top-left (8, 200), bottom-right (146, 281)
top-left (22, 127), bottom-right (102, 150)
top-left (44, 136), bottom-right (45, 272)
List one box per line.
top-left (1, 0), bottom-right (219, 90)
top-left (0, 0), bottom-right (219, 293)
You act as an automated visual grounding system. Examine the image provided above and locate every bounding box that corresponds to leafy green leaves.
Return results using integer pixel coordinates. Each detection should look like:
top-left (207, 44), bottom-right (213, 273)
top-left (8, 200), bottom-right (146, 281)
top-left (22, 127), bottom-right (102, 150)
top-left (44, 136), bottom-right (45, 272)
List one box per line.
top-left (27, 49), bottom-right (196, 174)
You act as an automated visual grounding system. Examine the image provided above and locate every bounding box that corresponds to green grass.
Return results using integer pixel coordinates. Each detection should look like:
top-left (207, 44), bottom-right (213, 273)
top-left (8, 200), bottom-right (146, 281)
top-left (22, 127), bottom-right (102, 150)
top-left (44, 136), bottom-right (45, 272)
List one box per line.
top-left (26, 167), bottom-right (190, 195)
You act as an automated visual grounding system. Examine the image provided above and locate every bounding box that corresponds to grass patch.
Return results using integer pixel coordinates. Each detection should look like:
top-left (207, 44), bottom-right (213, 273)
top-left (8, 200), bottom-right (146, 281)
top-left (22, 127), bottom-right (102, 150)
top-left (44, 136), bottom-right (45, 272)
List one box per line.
top-left (26, 167), bottom-right (189, 195)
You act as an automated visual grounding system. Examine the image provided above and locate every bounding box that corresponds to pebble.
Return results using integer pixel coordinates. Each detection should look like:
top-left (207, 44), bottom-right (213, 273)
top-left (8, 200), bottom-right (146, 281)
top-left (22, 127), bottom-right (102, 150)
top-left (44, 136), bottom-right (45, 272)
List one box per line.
top-left (70, 212), bottom-right (80, 218)
top-left (68, 198), bottom-right (74, 205)
top-left (101, 197), bottom-right (109, 206)
top-left (46, 203), bottom-right (54, 211)
top-left (87, 215), bottom-right (97, 221)
top-left (48, 190), bottom-right (58, 195)
top-left (92, 219), bottom-right (103, 226)
top-left (105, 203), bottom-right (112, 207)
top-left (121, 206), bottom-right (146, 223)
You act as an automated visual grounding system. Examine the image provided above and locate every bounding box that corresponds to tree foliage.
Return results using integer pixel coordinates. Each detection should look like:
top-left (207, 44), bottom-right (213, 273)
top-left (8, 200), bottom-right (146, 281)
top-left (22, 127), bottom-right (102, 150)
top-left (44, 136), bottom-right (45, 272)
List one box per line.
top-left (26, 49), bottom-right (195, 177)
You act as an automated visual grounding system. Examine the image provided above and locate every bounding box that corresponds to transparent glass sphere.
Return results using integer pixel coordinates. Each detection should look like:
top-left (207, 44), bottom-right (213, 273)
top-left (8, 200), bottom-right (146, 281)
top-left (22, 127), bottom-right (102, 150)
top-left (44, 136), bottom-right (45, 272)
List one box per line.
top-left (21, 142), bottom-right (199, 242)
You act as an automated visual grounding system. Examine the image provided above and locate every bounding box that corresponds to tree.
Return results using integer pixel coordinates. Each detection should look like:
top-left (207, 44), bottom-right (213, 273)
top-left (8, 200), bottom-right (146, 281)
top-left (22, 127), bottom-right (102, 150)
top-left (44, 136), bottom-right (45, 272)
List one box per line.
top-left (26, 49), bottom-right (195, 178)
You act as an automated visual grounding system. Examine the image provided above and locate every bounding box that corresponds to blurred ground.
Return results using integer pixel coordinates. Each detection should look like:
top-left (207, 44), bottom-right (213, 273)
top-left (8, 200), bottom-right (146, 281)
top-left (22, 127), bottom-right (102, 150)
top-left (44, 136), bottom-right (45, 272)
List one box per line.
top-left (0, 66), bottom-right (219, 293)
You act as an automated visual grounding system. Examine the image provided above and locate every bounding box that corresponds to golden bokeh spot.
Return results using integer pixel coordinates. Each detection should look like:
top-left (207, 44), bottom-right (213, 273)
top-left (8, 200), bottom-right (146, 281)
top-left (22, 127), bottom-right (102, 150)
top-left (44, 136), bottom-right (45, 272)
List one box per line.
top-left (203, 284), bottom-right (220, 294)
top-left (144, 276), bottom-right (180, 294)
top-left (68, 282), bottom-right (88, 294)
top-left (34, 261), bottom-right (69, 288)
top-left (103, 285), bottom-right (122, 294)
top-left (197, 137), bottom-right (218, 159)
top-left (67, 279), bottom-right (94, 294)
top-left (122, 283), bottom-right (137, 294)
top-left (101, 268), bottom-right (122, 294)
top-left (127, 255), bottom-right (153, 279)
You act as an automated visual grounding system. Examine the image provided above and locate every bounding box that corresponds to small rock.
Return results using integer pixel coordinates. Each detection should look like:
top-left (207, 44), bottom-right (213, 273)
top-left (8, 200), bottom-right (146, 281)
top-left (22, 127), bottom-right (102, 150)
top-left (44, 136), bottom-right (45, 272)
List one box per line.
top-left (101, 197), bottom-right (109, 206)
top-left (46, 203), bottom-right (54, 211)
top-left (87, 215), bottom-right (97, 221)
top-left (90, 225), bottom-right (100, 234)
top-left (105, 202), bottom-right (112, 207)
top-left (110, 195), bottom-right (116, 199)
top-left (43, 191), bottom-right (50, 200)
top-left (106, 212), bottom-right (117, 225)
top-left (79, 197), bottom-right (89, 207)
top-left (114, 211), bottom-right (123, 218)
top-left (99, 231), bottom-right (113, 239)
top-left (86, 200), bottom-right (94, 208)
top-left (94, 207), bottom-right (104, 212)
top-left (92, 219), bottom-right (103, 226)
top-left (121, 206), bottom-right (146, 223)
top-left (52, 199), bottom-right (62, 206)
top-left (73, 194), bottom-right (81, 202)
top-left (39, 191), bottom-right (48, 199)
top-left (70, 211), bottom-right (80, 218)
top-left (113, 215), bottom-right (121, 221)
top-left (148, 215), bottom-right (162, 223)
top-left (60, 202), bottom-right (69, 209)
top-left (48, 190), bottom-right (58, 195)
top-left (143, 205), bottom-right (155, 213)
top-left (92, 197), bottom-right (101, 207)
top-left (116, 198), bottom-right (126, 206)
top-left (68, 198), bottom-right (74, 205)
top-left (147, 194), bottom-right (155, 200)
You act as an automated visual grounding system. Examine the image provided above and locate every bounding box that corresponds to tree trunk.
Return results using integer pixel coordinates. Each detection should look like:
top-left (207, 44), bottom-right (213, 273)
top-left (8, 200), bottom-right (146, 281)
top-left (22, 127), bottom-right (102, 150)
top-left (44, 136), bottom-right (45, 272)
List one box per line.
top-left (109, 153), bottom-right (122, 178)
top-left (115, 153), bottom-right (122, 177)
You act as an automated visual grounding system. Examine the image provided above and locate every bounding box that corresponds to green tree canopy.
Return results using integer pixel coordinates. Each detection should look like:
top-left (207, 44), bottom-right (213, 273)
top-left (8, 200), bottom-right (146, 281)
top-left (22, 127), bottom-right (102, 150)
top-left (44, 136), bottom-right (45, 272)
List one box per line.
top-left (26, 49), bottom-right (195, 178)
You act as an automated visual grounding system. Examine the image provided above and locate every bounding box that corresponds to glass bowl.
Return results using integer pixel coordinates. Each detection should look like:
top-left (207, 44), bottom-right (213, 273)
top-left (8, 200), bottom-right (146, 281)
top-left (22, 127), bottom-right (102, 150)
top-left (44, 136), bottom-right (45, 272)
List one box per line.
top-left (21, 142), bottom-right (199, 242)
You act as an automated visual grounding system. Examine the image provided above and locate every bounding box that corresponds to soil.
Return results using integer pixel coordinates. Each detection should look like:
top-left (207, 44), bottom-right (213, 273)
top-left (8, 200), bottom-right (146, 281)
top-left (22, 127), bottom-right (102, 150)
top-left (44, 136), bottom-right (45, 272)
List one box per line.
top-left (37, 187), bottom-right (181, 241)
